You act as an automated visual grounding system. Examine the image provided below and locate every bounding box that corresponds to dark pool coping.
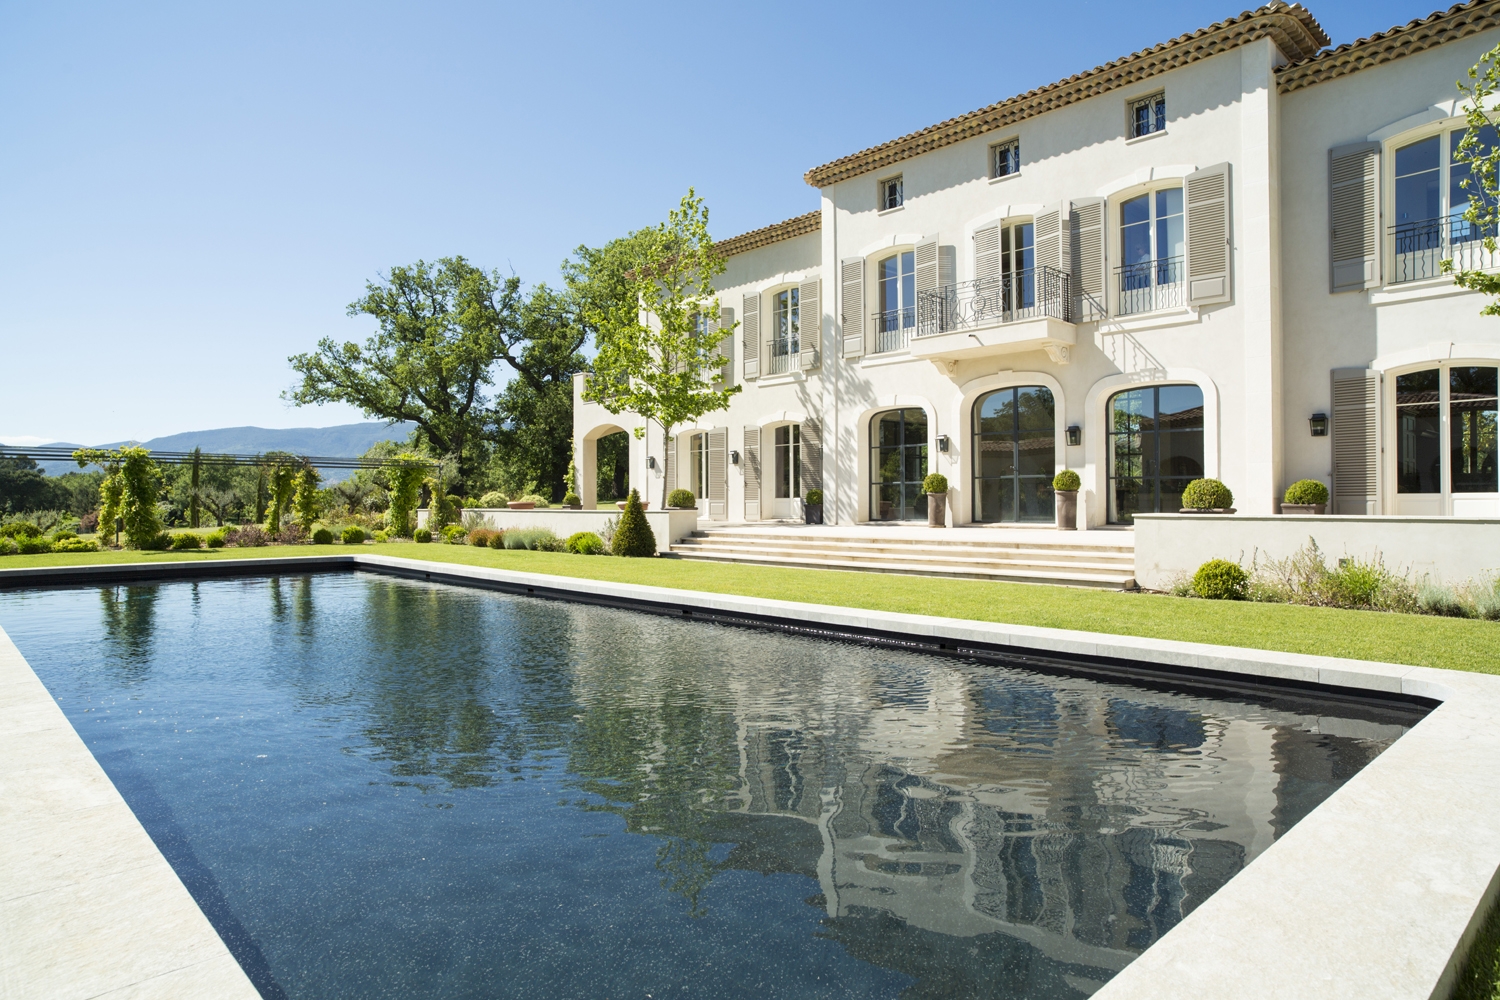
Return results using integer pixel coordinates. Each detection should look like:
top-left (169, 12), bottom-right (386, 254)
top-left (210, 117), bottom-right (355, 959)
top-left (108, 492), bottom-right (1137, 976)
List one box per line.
top-left (3, 554), bottom-right (1499, 1000)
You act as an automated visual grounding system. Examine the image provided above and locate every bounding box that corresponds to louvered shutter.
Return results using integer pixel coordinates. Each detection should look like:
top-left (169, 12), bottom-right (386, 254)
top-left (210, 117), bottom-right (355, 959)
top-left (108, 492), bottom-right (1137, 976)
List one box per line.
top-left (708, 428), bottom-right (728, 520)
top-left (1329, 142), bottom-right (1381, 292)
top-left (743, 426), bottom-right (762, 520)
top-left (1331, 367), bottom-right (1381, 515)
top-left (798, 279), bottom-right (820, 370)
top-left (1185, 162), bottom-right (1232, 305)
top-left (913, 237), bottom-right (938, 337)
top-left (801, 419), bottom-right (822, 493)
top-left (974, 225), bottom-right (1001, 284)
top-left (840, 257), bottom-right (865, 359)
top-left (741, 293), bottom-right (760, 380)
top-left (717, 306), bottom-right (734, 385)
top-left (663, 434), bottom-right (676, 495)
top-left (1070, 197), bottom-right (1107, 321)
top-left (1034, 204), bottom-right (1066, 278)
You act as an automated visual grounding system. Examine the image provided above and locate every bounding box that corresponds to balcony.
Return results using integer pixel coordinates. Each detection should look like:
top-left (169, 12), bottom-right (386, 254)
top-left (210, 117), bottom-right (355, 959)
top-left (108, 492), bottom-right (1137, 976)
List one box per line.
top-left (1390, 216), bottom-right (1500, 284)
top-left (870, 307), bottom-right (915, 354)
top-left (904, 267), bottom-right (1076, 365)
top-left (1115, 256), bottom-right (1183, 316)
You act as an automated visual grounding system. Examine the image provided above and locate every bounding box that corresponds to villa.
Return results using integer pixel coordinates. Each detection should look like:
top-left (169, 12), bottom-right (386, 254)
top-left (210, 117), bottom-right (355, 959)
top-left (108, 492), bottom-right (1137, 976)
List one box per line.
top-left (573, 1), bottom-right (1500, 552)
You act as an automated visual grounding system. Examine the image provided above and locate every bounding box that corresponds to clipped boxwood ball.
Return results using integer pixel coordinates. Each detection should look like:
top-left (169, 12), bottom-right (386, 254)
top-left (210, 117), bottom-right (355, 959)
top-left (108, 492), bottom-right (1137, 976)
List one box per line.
top-left (804, 488), bottom-right (824, 505)
top-left (1283, 479), bottom-right (1330, 505)
top-left (922, 473), bottom-right (949, 494)
top-left (1052, 470), bottom-right (1081, 492)
top-left (1193, 558), bottom-right (1248, 600)
top-left (413, 528), bottom-right (433, 543)
top-left (312, 528), bottom-right (334, 545)
top-left (1181, 478), bottom-right (1234, 510)
top-left (667, 488), bottom-right (697, 509)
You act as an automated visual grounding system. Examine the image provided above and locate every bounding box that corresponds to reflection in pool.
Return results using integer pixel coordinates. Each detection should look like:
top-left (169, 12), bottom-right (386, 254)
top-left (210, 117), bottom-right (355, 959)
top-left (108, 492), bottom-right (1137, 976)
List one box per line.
top-left (0, 574), bottom-right (1423, 1000)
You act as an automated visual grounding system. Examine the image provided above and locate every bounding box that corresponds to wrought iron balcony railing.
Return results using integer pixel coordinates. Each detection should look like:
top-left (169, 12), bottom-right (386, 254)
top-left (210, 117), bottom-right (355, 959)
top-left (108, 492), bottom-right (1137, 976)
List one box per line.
top-left (871, 307), bottom-right (915, 353)
top-left (767, 347), bottom-right (794, 375)
top-left (1115, 256), bottom-right (1184, 317)
top-left (915, 266), bottom-right (1071, 338)
top-left (1389, 216), bottom-right (1500, 284)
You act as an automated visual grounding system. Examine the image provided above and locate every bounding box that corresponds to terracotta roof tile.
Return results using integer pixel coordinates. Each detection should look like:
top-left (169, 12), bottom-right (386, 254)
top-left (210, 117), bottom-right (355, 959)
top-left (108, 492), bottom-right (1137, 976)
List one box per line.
top-left (714, 211), bottom-right (821, 259)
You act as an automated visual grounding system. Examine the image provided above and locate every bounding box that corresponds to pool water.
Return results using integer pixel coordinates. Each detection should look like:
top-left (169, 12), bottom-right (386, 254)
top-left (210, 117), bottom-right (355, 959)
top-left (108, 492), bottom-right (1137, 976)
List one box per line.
top-left (0, 574), bottom-right (1423, 1000)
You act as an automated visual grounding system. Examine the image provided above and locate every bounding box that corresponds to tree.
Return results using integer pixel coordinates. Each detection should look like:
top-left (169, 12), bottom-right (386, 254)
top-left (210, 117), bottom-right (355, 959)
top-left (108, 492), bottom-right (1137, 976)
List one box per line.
top-left (74, 447), bottom-right (163, 549)
top-left (611, 488), bottom-right (655, 556)
top-left (572, 190), bottom-right (740, 507)
top-left (1444, 45), bottom-right (1500, 311)
top-left (294, 467), bottom-right (322, 533)
top-left (386, 456), bottom-right (429, 536)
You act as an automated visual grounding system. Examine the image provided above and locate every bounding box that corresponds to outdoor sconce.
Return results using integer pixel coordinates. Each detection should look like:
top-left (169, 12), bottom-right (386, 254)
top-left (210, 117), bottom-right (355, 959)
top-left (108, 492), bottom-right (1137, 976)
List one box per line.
top-left (936, 435), bottom-right (950, 453)
top-left (1066, 425), bottom-right (1082, 447)
top-left (1309, 412), bottom-right (1329, 437)
top-left (730, 450), bottom-right (740, 465)
top-left (646, 456), bottom-right (658, 470)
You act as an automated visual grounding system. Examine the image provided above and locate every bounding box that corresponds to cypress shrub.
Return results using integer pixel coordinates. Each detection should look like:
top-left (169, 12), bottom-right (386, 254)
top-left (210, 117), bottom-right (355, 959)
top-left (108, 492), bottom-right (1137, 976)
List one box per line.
top-left (611, 489), bottom-right (656, 557)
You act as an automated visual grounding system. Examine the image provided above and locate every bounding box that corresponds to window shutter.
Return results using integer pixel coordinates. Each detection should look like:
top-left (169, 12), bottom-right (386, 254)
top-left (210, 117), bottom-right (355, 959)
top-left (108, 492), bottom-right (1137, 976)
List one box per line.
top-left (717, 306), bottom-right (734, 385)
top-left (708, 428), bottom-right (728, 520)
top-left (914, 236), bottom-right (939, 295)
top-left (742, 293), bottom-right (760, 380)
top-left (801, 419), bottom-right (822, 493)
top-left (1034, 204), bottom-right (1065, 277)
top-left (974, 224), bottom-right (1001, 284)
top-left (663, 434), bottom-right (676, 495)
top-left (840, 257), bottom-right (865, 359)
top-left (1329, 142), bottom-right (1381, 293)
top-left (1070, 197), bottom-right (1107, 321)
top-left (799, 279), bottom-right (820, 370)
top-left (1186, 162), bottom-right (1232, 305)
top-left (743, 426), bottom-right (762, 520)
top-left (1331, 367), bottom-right (1381, 515)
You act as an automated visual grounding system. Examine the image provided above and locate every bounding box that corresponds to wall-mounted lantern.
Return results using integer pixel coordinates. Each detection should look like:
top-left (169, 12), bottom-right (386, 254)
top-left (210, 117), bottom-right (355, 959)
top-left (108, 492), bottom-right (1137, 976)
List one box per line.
top-left (646, 456), bottom-right (658, 470)
top-left (1309, 412), bottom-right (1329, 437)
top-left (729, 450), bottom-right (740, 465)
top-left (1066, 425), bottom-right (1082, 447)
top-left (936, 434), bottom-right (950, 453)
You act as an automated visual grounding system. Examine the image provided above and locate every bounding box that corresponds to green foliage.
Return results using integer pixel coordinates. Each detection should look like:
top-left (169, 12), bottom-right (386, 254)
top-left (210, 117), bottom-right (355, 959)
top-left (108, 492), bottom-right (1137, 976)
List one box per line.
top-left (139, 532), bottom-right (172, 551)
top-left (563, 491), bottom-right (581, 507)
top-left (922, 473), bottom-right (948, 494)
top-left (1052, 470), bottom-right (1081, 492)
top-left (264, 462), bottom-right (296, 533)
top-left (373, 530), bottom-right (390, 543)
top-left (1181, 478), bottom-right (1234, 510)
top-left (594, 431), bottom-right (630, 502)
top-left (574, 191), bottom-right (741, 507)
top-left (1444, 45), bottom-right (1500, 314)
top-left (488, 530), bottom-right (505, 549)
top-left (1283, 479), bottom-right (1330, 505)
top-left (414, 528), bottom-right (433, 543)
top-left (1193, 559), bottom-right (1249, 600)
top-left (50, 537), bottom-right (99, 552)
top-left (804, 488), bottom-right (824, 505)
top-left (566, 531), bottom-right (605, 555)
top-left (0, 521), bottom-right (42, 539)
top-left (294, 467), bottom-right (323, 532)
top-left (504, 527), bottom-right (561, 551)
top-left (1452, 893), bottom-right (1500, 1000)
top-left (170, 533), bottom-right (203, 550)
top-left (477, 490), bottom-right (509, 508)
top-left (206, 530), bottom-right (227, 548)
top-left (16, 536), bottom-right (53, 555)
top-left (0, 537), bottom-right (17, 556)
top-left (667, 488), bottom-right (696, 508)
top-left (73, 447), bottom-right (164, 550)
top-left (312, 527), bottom-right (335, 544)
top-left (611, 489), bottom-right (656, 557)
top-left (441, 524), bottom-right (465, 542)
top-left (341, 525), bottom-right (367, 544)
top-left (385, 457), bottom-right (428, 537)
top-left (0, 457), bottom-right (103, 516)
top-left (425, 476), bottom-right (459, 530)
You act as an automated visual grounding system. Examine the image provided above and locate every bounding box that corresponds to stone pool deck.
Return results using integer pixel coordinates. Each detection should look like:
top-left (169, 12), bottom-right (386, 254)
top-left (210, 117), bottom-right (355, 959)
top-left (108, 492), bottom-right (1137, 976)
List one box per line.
top-left (2, 553), bottom-right (1498, 1000)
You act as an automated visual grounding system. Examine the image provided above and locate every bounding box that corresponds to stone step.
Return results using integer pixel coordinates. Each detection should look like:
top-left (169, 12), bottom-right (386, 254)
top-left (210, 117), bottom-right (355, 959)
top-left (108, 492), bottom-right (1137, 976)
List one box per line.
top-left (669, 548), bottom-right (1135, 588)
top-left (676, 537), bottom-right (1134, 566)
top-left (671, 540), bottom-right (1133, 573)
top-left (687, 529), bottom-right (1133, 556)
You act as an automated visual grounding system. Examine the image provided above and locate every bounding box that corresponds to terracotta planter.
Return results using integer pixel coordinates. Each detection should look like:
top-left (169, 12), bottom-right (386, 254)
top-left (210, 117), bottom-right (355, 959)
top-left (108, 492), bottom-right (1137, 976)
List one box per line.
top-left (926, 493), bottom-right (947, 528)
top-left (1179, 508), bottom-right (1237, 514)
top-left (616, 501), bottom-right (651, 510)
top-left (804, 503), bottom-right (823, 525)
top-left (507, 501), bottom-right (536, 510)
top-left (1279, 503), bottom-right (1326, 515)
top-left (1055, 490), bottom-right (1078, 530)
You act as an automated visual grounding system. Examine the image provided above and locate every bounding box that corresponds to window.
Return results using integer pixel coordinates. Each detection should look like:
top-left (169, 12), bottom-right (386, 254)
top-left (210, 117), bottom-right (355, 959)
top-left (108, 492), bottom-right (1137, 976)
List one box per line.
top-left (770, 288), bottom-right (799, 374)
top-left (1117, 188), bottom-right (1184, 315)
top-left (870, 409), bottom-right (928, 521)
top-left (688, 432), bottom-right (709, 500)
top-left (1001, 223), bottom-right (1035, 313)
top-left (973, 386), bottom-right (1055, 523)
top-left (774, 425), bottom-right (800, 499)
top-left (880, 175), bottom-right (903, 211)
top-left (1129, 93), bottom-right (1166, 139)
top-left (876, 251), bottom-right (916, 351)
top-left (1108, 385), bottom-right (1204, 523)
top-left (991, 139), bottom-right (1020, 179)
top-left (1396, 365), bottom-right (1497, 497)
top-left (1391, 125), bottom-right (1500, 282)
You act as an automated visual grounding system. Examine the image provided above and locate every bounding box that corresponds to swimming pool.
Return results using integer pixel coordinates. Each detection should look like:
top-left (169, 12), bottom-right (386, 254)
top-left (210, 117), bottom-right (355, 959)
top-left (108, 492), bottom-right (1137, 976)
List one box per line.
top-left (0, 573), bottom-right (1424, 999)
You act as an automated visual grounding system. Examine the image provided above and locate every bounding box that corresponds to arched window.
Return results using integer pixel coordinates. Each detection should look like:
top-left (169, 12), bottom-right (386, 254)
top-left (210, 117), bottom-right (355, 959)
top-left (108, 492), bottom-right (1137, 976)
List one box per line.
top-left (870, 409), bottom-right (927, 521)
top-left (973, 386), bottom-right (1055, 523)
top-left (1107, 384), bottom-right (1204, 522)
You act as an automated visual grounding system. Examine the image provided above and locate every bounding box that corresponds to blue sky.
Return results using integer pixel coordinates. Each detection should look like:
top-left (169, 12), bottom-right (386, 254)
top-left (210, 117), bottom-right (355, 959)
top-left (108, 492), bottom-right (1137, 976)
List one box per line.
top-left (0, 0), bottom-right (1437, 444)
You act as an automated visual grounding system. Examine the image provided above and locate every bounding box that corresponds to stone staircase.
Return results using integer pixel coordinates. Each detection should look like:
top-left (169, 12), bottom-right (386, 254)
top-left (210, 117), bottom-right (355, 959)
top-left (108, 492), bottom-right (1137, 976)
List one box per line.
top-left (669, 526), bottom-right (1136, 589)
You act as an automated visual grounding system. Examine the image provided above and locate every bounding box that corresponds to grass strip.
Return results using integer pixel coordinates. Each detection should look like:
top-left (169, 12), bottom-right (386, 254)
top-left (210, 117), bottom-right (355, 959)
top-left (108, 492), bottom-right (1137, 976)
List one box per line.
top-left (3, 543), bottom-right (1497, 674)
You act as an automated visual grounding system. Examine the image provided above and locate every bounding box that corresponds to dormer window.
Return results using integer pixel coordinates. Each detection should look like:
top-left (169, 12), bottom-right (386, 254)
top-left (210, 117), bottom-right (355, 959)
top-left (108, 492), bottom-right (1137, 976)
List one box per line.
top-left (1129, 93), bottom-right (1166, 139)
top-left (991, 139), bottom-right (1020, 179)
top-left (880, 175), bottom-right (904, 211)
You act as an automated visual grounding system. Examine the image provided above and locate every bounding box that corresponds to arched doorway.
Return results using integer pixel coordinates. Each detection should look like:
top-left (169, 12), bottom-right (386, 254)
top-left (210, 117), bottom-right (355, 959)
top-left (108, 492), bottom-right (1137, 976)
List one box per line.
top-left (973, 385), bottom-right (1055, 522)
top-left (1107, 385), bottom-right (1204, 522)
top-left (594, 430), bottom-right (630, 506)
top-left (870, 409), bottom-right (928, 521)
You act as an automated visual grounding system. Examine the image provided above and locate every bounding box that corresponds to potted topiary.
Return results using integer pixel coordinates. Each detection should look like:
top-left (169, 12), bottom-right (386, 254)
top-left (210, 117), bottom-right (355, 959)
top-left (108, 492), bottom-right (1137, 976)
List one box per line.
top-left (563, 491), bottom-right (583, 510)
top-left (804, 489), bottom-right (824, 524)
top-left (923, 473), bottom-right (949, 527)
top-left (1180, 478), bottom-right (1236, 514)
top-left (1052, 470), bottom-right (1081, 530)
top-left (1280, 479), bottom-right (1329, 515)
top-left (667, 488), bottom-right (697, 510)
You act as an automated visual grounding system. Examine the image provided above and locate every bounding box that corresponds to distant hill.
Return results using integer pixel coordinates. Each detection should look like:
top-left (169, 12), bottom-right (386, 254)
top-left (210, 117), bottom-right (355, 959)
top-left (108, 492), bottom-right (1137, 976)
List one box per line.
top-left (31, 422), bottom-right (416, 476)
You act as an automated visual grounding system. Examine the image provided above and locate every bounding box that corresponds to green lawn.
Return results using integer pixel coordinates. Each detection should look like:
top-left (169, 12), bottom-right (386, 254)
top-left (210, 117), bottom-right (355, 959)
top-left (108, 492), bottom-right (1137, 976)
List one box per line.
top-left (4, 543), bottom-right (1498, 674)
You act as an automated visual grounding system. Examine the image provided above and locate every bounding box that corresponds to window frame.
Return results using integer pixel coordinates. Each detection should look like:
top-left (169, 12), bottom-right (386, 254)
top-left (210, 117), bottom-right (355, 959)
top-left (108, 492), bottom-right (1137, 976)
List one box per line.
top-left (878, 174), bottom-right (904, 212)
top-left (1127, 92), bottom-right (1167, 140)
top-left (1384, 119), bottom-right (1500, 286)
top-left (1386, 360), bottom-right (1499, 509)
top-left (989, 138), bottom-right (1020, 180)
top-left (873, 248), bottom-right (917, 353)
top-left (1113, 184), bottom-right (1186, 316)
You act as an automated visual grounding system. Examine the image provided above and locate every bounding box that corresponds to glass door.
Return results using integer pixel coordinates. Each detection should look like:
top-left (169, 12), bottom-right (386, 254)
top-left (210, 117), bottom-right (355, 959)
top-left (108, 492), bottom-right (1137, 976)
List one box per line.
top-left (773, 425), bottom-right (801, 519)
top-left (1395, 365), bottom-right (1498, 515)
top-left (871, 409), bottom-right (928, 521)
top-left (1108, 385), bottom-right (1204, 523)
top-left (973, 386), bottom-right (1055, 522)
